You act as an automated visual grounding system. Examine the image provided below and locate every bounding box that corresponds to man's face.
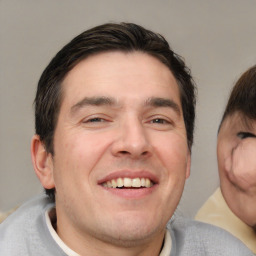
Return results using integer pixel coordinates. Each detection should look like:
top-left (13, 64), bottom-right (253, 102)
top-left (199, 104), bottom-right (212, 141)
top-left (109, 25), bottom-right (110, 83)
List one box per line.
top-left (48, 51), bottom-right (190, 246)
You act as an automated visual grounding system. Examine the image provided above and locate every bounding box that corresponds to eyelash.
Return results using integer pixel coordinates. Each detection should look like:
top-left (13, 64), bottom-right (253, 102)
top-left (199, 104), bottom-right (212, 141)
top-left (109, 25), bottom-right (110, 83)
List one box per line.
top-left (237, 132), bottom-right (256, 139)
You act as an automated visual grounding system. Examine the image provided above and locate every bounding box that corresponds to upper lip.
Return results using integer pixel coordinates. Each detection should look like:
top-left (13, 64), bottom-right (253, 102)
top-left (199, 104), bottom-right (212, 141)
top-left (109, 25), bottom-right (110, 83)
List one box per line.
top-left (97, 170), bottom-right (159, 185)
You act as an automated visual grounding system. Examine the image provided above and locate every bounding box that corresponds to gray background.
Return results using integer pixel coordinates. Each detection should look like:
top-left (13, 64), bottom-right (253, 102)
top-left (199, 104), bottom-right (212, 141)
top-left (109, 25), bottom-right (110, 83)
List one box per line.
top-left (1, 0), bottom-right (256, 218)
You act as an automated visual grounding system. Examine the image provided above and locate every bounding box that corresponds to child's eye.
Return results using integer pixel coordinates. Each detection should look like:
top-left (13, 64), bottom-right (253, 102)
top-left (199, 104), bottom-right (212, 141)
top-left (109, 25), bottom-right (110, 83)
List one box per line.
top-left (237, 132), bottom-right (256, 139)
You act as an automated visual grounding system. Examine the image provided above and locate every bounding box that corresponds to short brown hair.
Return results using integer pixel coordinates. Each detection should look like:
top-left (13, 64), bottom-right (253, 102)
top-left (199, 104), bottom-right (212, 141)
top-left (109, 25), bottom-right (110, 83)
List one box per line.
top-left (219, 65), bottom-right (256, 129)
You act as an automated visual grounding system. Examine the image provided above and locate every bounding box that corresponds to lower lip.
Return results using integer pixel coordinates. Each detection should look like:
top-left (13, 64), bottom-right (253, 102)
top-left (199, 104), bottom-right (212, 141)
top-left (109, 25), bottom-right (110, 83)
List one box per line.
top-left (101, 185), bottom-right (157, 199)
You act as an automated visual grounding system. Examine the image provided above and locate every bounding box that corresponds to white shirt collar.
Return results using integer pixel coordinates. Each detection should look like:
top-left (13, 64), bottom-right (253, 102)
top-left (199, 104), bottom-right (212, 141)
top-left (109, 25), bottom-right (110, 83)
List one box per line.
top-left (45, 208), bottom-right (80, 256)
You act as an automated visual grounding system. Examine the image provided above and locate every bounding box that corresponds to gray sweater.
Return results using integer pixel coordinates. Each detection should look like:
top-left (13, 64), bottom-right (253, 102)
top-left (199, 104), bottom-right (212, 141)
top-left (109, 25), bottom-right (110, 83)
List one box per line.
top-left (0, 195), bottom-right (253, 255)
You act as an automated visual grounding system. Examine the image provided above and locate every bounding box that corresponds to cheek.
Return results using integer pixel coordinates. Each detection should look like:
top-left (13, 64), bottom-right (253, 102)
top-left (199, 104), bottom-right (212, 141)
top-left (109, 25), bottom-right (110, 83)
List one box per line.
top-left (161, 134), bottom-right (188, 159)
top-left (217, 142), bottom-right (229, 178)
top-left (155, 134), bottom-right (189, 174)
top-left (53, 134), bottom-right (108, 197)
top-left (55, 132), bottom-right (113, 173)
top-left (155, 136), bottom-right (189, 212)
top-left (217, 138), bottom-right (237, 172)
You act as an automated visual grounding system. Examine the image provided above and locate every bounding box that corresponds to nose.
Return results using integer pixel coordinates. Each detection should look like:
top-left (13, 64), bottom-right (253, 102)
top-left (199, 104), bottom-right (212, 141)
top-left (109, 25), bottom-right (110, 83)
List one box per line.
top-left (111, 118), bottom-right (152, 159)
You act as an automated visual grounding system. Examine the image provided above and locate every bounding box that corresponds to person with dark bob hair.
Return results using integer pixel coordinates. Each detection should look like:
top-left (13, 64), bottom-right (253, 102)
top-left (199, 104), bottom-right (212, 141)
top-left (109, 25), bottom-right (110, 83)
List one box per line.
top-left (196, 65), bottom-right (256, 253)
top-left (0, 22), bottom-right (252, 256)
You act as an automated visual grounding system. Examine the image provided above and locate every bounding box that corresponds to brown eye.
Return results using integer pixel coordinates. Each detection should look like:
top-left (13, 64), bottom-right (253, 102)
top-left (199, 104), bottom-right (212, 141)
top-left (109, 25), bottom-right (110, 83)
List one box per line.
top-left (237, 132), bottom-right (256, 139)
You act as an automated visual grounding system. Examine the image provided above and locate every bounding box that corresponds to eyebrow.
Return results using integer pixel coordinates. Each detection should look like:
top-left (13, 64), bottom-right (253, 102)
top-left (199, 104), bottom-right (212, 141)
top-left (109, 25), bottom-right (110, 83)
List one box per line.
top-left (70, 96), bottom-right (181, 116)
top-left (71, 96), bottom-right (116, 113)
top-left (145, 97), bottom-right (181, 116)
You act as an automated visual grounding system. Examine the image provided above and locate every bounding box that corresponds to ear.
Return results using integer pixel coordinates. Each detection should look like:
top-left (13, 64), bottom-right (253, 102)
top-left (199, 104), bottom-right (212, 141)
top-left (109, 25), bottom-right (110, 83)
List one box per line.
top-left (31, 135), bottom-right (55, 189)
top-left (185, 152), bottom-right (191, 179)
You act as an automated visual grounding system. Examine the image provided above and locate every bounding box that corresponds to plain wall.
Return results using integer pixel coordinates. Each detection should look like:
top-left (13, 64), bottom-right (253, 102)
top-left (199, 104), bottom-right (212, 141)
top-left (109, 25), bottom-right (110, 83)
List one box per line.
top-left (1, 0), bottom-right (256, 218)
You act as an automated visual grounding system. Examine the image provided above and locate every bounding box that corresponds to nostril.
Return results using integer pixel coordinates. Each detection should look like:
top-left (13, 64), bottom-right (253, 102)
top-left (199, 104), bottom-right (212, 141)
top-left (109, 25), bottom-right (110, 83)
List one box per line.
top-left (120, 151), bottom-right (130, 155)
top-left (118, 150), bottom-right (149, 157)
top-left (119, 150), bottom-right (148, 156)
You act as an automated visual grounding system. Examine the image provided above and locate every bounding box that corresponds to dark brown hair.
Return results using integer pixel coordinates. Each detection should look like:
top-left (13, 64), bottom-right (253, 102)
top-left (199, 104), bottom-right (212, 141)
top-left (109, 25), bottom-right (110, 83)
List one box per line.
top-left (219, 65), bottom-right (256, 129)
top-left (34, 22), bottom-right (196, 199)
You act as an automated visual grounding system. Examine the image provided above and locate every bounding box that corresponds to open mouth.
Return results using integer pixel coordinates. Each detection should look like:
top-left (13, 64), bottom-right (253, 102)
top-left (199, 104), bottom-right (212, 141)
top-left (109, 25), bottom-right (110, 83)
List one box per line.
top-left (102, 177), bottom-right (154, 189)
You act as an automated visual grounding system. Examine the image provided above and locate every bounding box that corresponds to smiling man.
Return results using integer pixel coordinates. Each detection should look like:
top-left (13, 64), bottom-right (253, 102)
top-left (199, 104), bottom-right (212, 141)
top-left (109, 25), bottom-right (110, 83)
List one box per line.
top-left (0, 23), bottom-right (252, 256)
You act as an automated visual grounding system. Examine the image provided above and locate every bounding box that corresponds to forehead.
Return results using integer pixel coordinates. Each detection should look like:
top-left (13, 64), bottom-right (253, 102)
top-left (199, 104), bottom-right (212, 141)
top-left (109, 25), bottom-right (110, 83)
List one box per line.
top-left (219, 112), bottom-right (256, 136)
top-left (60, 51), bottom-right (181, 109)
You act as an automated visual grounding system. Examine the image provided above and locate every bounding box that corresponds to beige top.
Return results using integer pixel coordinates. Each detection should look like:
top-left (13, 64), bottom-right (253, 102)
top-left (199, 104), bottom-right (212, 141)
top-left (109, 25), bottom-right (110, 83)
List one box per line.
top-left (46, 208), bottom-right (172, 256)
top-left (195, 187), bottom-right (256, 253)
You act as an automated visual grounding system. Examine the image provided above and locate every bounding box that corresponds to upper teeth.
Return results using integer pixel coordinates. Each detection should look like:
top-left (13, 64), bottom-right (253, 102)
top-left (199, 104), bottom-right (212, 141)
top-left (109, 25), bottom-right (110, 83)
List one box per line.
top-left (102, 177), bottom-right (153, 188)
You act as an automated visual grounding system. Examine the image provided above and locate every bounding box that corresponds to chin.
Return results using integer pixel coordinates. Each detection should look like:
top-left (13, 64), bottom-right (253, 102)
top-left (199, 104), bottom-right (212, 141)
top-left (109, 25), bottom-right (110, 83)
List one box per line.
top-left (101, 213), bottom-right (164, 244)
top-left (100, 226), bottom-right (161, 247)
